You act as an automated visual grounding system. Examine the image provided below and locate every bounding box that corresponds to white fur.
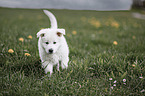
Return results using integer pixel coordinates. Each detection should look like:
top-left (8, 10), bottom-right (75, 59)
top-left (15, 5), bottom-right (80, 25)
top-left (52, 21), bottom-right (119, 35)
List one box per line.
top-left (43, 10), bottom-right (57, 29)
top-left (37, 10), bottom-right (69, 76)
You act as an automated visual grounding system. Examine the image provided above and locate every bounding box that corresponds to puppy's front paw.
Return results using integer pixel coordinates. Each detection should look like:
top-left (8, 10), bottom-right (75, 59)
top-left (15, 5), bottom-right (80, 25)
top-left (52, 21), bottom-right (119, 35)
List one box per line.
top-left (61, 63), bottom-right (68, 69)
top-left (61, 58), bottom-right (69, 69)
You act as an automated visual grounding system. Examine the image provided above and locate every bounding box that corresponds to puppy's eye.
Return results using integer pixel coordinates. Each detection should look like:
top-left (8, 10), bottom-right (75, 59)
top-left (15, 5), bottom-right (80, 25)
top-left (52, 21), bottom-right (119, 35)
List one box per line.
top-left (53, 42), bottom-right (56, 44)
top-left (45, 42), bottom-right (49, 44)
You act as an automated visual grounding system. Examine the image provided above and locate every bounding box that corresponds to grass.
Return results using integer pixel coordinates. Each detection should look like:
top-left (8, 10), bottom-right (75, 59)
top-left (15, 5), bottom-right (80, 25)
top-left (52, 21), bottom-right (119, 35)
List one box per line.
top-left (0, 7), bottom-right (145, 95)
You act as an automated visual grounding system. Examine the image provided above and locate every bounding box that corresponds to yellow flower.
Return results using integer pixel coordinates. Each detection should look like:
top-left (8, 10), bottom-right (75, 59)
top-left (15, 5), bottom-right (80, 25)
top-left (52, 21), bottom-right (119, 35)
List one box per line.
top-left (132, 36), bottom-right (136, 39)
top-left (89, 18), bottom-right (101, 28)
top-left (113, 41), bottom-right (118, 45)
top-left (111, 21), bottom-right (119, 28)
top-left (72, 31), bottom-right (77, 35)
top-left (94, 21), bottom-right (101, 28)
top-left (28, 35), bottom-right (32, 39)
top-left (25, 53), bottom-right (31, 56)
top-left (19, 38), bottom-right (24, 42)
top-left (132, 64), bottom-right (135, 67)
top-left (8, 49), bottom-right (14, 53)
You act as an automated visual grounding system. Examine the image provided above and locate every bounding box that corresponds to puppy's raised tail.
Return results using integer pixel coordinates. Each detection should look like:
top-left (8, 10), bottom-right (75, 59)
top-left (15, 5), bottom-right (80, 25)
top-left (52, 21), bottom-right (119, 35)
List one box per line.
top-left (43, 10), bottom-right (57, 29)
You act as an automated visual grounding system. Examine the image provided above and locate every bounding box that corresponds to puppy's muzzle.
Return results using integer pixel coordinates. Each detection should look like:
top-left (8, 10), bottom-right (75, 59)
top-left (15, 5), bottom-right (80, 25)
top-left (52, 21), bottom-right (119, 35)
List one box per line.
top-left (49, 49), bottom-right (53, 54)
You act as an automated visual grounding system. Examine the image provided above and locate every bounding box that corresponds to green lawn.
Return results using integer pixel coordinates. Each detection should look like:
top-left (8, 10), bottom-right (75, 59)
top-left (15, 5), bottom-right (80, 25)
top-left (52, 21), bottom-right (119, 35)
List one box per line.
top-left (0, 8), bottom-right (145, 96)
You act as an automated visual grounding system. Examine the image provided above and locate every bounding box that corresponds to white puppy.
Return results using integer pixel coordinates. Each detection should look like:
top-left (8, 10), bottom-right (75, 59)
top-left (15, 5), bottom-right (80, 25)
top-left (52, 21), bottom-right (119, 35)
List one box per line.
top-left (37, 10), bottom-right (69, 76)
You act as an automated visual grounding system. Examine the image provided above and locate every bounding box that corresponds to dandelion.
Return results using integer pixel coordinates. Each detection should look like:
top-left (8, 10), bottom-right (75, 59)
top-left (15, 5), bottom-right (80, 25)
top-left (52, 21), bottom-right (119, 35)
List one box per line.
top-left (19, 38), bottom-right (24, 42)
top-left (90, 20), bottom-right (101, 28)
top-left (113, 41), bottom-right (118, 45)
top-left (25, 53), bottom-right (31, 56)
top-left (132, 64), bottom-right (135, 67)
top-left (111, 21), bottom-right (119, 28)
top-left (94, 21), bottom-right (101, 28)
top-left (72, 31), bottom-right (77, 35)
top-left (89, 17), bottom-right (101, 28)
top-left (28, 35), bottom-right (32, 39)
top-left (8, 49), bottom-right (14, 53)
top-left (109, 78), bottom-right (113, 81)
top-left (132, 36), bottom-right (136, 39)
top-left (123, 79), bottom-right (126, 82)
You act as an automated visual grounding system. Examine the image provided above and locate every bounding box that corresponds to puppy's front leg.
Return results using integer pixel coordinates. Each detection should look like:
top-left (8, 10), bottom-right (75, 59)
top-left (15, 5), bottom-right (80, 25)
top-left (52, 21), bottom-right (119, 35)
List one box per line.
top-left (57, 62), bottom-right (60, 71)
top-left (61, 57), bottom-right (69, 69)
top-left (42, 61), bottom-right (53, 76)
top-left (45, 64), bottom-right (53, 76)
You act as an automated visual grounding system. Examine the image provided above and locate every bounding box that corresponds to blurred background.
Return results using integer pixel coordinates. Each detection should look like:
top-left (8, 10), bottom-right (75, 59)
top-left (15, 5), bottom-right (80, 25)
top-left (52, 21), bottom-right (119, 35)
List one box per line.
top-left (0, 0), bottom-right (145, 11)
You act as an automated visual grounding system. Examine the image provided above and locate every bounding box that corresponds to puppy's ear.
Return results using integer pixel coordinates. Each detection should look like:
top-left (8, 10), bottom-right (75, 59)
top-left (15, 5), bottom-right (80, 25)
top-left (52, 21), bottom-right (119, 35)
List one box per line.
top-left (37, 29), bottom-right (46, 38)
top-left (56, 29), bottom-right (65, 37)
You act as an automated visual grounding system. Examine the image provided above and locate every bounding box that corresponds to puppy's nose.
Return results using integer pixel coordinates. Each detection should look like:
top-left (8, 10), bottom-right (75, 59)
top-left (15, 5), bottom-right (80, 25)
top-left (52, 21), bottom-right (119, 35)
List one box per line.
top-left (49, 49), bottom-right (53, 53)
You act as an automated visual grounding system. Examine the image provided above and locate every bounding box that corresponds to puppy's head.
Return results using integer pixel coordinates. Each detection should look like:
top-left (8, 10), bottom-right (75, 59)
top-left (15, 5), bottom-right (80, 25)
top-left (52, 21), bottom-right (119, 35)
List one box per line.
top-left (37, 28), bottom-right (65, 54)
